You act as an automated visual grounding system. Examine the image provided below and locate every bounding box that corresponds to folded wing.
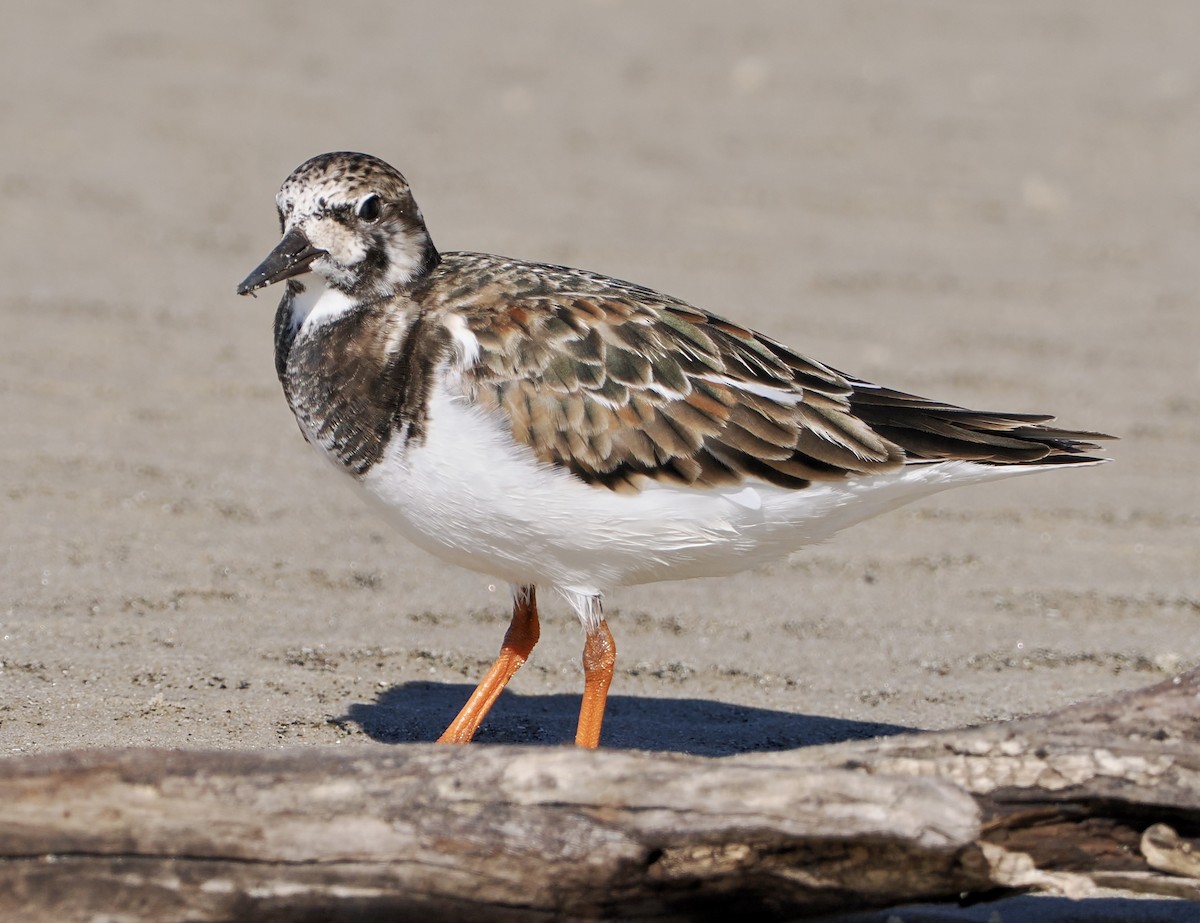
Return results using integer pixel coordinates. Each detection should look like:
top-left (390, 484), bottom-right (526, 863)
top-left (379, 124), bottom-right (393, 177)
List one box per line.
top-left (444, 256), bottom-right (1107, 493)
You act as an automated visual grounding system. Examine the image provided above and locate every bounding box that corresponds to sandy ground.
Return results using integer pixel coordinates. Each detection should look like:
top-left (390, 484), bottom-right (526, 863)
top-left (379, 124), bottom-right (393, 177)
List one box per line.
top-left (2, 1), bottom-right (1199, 917)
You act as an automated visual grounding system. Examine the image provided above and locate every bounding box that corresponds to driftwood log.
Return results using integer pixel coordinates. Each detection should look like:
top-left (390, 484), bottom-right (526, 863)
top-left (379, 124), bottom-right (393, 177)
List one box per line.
top-left (2, 669), bottom-right (1199, 921)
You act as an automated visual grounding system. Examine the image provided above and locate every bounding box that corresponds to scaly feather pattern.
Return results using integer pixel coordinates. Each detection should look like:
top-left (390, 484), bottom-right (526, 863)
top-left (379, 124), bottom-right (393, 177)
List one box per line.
top-left (411, 254), bottom-right (1105, 494)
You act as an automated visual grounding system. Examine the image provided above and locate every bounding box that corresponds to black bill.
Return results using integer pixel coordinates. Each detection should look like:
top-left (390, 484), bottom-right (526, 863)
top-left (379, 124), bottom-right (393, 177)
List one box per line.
top-left (237, 228), bottom-right (326, 295)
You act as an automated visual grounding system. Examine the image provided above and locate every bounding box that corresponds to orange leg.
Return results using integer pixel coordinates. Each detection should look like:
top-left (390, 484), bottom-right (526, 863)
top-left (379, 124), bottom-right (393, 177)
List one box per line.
top-left (437, 585), bottom-right (540, 744)
top-left (574, 619), bottom-right (616, 749)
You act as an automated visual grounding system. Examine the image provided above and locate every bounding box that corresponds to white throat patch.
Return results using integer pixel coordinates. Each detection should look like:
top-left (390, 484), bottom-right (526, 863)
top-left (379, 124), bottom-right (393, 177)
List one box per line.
top-left (288, 274), bottom-right (357, 333)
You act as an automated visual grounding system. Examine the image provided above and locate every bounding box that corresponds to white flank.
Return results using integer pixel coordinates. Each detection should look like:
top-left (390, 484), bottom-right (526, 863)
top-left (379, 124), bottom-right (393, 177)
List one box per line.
top-left (355, 379), bottom-right (1069, 621)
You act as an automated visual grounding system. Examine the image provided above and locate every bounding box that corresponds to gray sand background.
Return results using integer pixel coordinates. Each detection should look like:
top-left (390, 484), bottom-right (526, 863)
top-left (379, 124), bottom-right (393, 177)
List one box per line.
top-left (1, 6), bottom-right (1198, 913)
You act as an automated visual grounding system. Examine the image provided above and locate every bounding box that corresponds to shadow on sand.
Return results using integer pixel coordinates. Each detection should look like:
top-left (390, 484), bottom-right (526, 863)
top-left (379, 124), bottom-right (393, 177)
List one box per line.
top-left (337, 681), bottom-right (912, 756)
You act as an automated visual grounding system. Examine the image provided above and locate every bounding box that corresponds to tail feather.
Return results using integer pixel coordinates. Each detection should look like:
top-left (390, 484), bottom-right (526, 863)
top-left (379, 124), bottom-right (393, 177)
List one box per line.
top-left (849, 382), bottom-right (1113, 466)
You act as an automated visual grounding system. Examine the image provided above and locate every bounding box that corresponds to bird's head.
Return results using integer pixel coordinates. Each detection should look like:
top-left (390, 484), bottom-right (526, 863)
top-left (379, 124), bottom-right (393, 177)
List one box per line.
top-left (237, 152), bottom-right (438, 300)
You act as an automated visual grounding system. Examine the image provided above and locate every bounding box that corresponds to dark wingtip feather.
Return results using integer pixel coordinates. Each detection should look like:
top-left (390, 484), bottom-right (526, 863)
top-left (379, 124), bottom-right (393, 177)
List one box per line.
top-left (848, 381), bottom-right (1115, 468)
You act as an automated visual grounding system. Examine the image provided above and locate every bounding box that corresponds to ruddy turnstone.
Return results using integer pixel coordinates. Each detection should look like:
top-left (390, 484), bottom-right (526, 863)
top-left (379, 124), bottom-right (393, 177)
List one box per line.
top-left (238, 152), bottom-right (1109, 749)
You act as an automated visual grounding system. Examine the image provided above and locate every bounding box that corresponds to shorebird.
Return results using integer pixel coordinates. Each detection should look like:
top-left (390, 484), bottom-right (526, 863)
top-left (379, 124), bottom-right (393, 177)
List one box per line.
top-left (238, 152), bottom-right (1109, 748)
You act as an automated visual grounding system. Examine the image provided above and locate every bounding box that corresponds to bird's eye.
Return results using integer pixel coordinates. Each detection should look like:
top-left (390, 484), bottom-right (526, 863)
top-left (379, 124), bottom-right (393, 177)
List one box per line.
top-left (357, 195), bottom-right (382, 222)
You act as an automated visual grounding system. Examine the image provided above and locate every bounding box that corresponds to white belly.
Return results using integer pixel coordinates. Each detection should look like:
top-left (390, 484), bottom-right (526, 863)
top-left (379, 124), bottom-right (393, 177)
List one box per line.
top-left (353, 382), bottom-right (1045, 596)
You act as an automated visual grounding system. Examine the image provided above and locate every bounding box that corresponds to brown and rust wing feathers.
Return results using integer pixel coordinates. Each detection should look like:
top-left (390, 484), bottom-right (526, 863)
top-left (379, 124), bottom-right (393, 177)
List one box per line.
top-left (432, 254), bottom-right (1107, 492)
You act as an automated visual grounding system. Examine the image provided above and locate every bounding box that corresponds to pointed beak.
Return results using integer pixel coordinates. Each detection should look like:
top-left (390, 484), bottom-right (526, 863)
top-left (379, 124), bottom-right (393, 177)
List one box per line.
top-left (237, 227), bottom-right (326, 296)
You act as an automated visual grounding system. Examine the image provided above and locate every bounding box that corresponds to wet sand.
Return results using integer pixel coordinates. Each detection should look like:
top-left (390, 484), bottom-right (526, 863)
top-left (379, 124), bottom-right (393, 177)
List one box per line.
top-left (2, 2), bottom-right (1198, 916)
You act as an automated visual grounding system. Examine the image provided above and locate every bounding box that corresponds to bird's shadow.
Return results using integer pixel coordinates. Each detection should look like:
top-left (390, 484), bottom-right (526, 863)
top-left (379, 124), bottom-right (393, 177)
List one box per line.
top-left (336, 681), bottom-right (912, 756)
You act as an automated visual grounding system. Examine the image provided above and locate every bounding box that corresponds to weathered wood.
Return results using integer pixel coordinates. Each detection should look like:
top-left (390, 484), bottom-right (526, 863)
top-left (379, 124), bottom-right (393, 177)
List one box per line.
top-left (0, 748), bottom-right (986, 920)
top-left (750, 667), bottom-right (1200, 905)
top-left (1, 669), bottom-right (1198, 921)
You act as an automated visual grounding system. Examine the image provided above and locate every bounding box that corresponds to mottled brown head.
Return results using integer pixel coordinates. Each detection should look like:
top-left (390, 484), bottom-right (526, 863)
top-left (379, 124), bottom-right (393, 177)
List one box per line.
top-left (238, 152), bottom-right (439, 299)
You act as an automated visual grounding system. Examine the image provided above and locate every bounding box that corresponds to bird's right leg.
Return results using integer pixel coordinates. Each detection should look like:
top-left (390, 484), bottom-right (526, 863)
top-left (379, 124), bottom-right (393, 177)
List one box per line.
top-left (437, 584), bottom-right (540, 744)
